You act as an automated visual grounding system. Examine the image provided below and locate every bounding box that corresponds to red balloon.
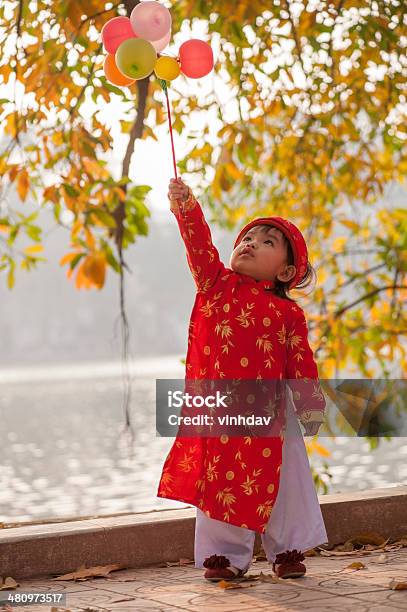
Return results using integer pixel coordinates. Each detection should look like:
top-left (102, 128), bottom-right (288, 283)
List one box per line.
top-left (179, 39), bottom-right (214, 79)
top-left (102, 16), bottom-right (135, 54)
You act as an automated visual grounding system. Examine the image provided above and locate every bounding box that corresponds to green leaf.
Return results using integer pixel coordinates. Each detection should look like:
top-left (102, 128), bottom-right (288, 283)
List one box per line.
top-left (26, 225), bottom-right (42, 241)
top-left (7, 261), bottom-right (15, 289)
top-left (70, 253), bottom-right (85, 270)
top-left (105, 249), bottom-right (121, 273)
top-left (89, 209), bottom-right (116, 228)
top-left (103, 81), bottom-right (127, 97)
top-left (62, 183), bottom-right (79, 197)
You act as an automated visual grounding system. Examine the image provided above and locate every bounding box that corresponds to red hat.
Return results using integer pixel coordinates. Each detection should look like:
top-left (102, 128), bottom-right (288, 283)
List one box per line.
top-left (233, 216), bottom-right (309, 289)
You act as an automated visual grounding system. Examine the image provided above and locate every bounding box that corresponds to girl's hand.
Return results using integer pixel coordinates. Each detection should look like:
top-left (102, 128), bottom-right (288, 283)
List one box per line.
top-left (168, 177), bottom-right (190, 203)
top-left (303, 421), bottom-right (322, 436)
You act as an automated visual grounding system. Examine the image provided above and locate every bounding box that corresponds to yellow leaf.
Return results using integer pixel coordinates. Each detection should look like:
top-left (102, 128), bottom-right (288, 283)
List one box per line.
top-left (17, 168), bottom-right (30, 201)
top-left (43, 185), bottom-right (58, 203)
top-left (389, 579), bottom-right (407, 590)
top-left (143, 124), bottom-right (158, 142)
top-left (0, 575), bottom-right (19, 589)
top-left (24, 244), bottom-right (44, 255)
top-left (71, 219), bottom-right (82, 240)
top-left (317, 268), bottom-right (327, 283)
top-left (84, 227), bottom-right (96, 250)
top-left (82, 157), bottom-right (109, 180)
top-left (5, 113), bottom-right (17, 138)
top-left (311, 441), bottom-right (331, 458)
top-left (60, 252), bottom-right (79, 266)
top-left (339, 219), bottom-right (359, 232)
top-left (332, 237), bottom-right (347, 252)
top-left (82, 252), bottom-right (106, 289)
top-left (113, 187), bottom-right (126, 202)
top-left (225, 162), bottom-right (244, 181)
top-left (345, 561), bottom-right (365, 570)
top-left (0, 63), bottom-right (13, 85)
top-left (75, 260), bottom-right (93, 289)
top-left (8, 165), bottom-right (19, 182)
top-left (52, 132), bottom-right (64, 146)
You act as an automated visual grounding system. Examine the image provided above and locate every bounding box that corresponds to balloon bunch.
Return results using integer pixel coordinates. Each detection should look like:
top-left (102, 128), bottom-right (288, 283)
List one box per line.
top-left (101, 1), bottom-right (214, 178)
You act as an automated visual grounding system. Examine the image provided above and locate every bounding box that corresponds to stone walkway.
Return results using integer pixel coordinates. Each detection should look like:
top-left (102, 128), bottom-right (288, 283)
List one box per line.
top-left (1, 548), bottom-right (407, 611)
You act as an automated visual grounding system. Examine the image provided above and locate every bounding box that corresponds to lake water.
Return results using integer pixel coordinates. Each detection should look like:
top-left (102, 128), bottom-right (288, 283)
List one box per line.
top-left (1, 356), bottom-right (406, 523)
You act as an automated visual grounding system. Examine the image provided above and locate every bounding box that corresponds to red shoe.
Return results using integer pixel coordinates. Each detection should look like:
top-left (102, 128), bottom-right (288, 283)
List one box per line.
top-left (203, 554), bottom-right (246, 582)
top-left (272, 549), bottom-right (306, 579)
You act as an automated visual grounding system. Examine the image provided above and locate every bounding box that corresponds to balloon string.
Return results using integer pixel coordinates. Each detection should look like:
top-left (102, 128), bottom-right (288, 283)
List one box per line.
top-left (164, 85), bottom-right (178, 180)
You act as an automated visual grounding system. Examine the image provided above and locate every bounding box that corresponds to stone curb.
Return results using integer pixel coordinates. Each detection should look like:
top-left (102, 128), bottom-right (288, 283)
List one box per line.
top-left (1, 486), bottom-right (406, 580)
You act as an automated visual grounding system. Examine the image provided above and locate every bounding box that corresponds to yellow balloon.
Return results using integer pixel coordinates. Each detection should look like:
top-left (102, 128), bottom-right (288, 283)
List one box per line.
top-left (154, 56), bottom-right (180, 81)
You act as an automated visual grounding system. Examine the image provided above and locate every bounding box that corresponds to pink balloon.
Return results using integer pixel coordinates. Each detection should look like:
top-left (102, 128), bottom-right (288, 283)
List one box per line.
top-left (151, 28), bottom-right (171, 53)
top-left (130, 1), bottom-right (171, 42)
top-left (102, 16), bottom-right (135, 54)
top-left (179, 39), bottom-right (214, 79)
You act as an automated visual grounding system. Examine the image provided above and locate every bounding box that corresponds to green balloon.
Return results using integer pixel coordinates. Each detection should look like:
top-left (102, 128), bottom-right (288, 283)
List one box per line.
top-left (115, 38), bottom-right (157, 80)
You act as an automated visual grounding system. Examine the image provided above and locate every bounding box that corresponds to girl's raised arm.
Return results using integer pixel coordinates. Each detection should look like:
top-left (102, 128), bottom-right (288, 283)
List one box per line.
top-left (169, 182), bottom-right (226, 293)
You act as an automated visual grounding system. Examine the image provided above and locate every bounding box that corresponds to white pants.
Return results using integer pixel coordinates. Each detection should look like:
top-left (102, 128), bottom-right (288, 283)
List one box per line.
top-left (194, 397), bottom-right (329, 571)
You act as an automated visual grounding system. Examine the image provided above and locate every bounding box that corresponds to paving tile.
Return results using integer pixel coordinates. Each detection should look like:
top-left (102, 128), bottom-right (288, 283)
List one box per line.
top-left (348, 589), bottom-right (407, 610)
top-left (301, 573), bottom-right (391, 596)
top-left (6, 578), bottom-right (96, 594)
top-left (132, 580), bottom-right (344, 611)
top-left (252, 595), bottom-right (403, 611)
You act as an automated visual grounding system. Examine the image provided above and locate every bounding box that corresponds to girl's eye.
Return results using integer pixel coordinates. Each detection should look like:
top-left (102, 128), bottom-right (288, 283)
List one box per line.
top-left (242, 236), bottom-right (251, 241)
top-left (265, 239), bottom-right (274, 245)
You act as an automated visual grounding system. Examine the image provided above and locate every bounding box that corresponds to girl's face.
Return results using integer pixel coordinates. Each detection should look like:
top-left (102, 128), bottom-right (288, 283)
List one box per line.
top-left (229, 224), bottom-right (297, 284)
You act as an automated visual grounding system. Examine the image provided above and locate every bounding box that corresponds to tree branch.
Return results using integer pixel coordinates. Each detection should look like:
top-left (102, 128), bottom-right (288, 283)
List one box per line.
top-left (122, 79), bottom-right (149, 176)
top-left (334, 284), bottom-right (407, 319)
top-left (334, 262), bottom-right (387, 292)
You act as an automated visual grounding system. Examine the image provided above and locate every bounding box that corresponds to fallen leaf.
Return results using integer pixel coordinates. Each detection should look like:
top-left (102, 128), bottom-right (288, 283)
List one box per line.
top-left (389, 579), bottom-right (407, 590)
top-left (304, 548), bottom-right (319, 557)
top-left (393, 536), bottom-right (407, 547)
top-left (385, 544), bottom-right (405, 551)
top-left (343, 561), bottom-right (366, 571)
top-left (240, 573), bottom-right (260, 581)
top-left (51, 563), bottom-right (126, 581)
top-left (179, 558), bottom-right (194, 566)
top-left (165, 558), bottom-right (194, 567)
top-left (0, 577), bottom-right (19, 590)
top-left (217, 580), bottom-right (243, 589)
top-left (344, 532), bottom-right (388, 547)
top-left (319, 549), bottom-right (372, 557)
top-left (258, 571), bottom-right (287, 584)
top-left (111, 597), bottom-right (136, 603)
top-left (105, 576), bottom-right (138, 582)
top-left (337, 542), bottom-right (355, 552)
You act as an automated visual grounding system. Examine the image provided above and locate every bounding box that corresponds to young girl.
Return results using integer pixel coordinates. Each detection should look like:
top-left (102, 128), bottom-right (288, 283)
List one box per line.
top-left (157, 178), bottom-right (328, 581)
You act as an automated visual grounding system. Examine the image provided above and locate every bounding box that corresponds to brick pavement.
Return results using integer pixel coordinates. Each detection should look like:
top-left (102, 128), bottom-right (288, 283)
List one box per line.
top-left (2, 548), bottom-right (407, 611)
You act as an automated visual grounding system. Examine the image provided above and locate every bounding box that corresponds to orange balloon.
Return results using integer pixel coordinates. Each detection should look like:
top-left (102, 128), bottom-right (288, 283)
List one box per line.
top-left (103, 53), bottom-right (135, 87)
